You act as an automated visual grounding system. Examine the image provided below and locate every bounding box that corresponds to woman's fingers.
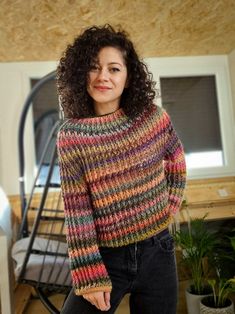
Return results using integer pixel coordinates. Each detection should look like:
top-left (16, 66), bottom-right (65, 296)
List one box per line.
top-left (104, 291), bottom-right (111, 308)
top-left (83, 291), bottom-right (111, 311)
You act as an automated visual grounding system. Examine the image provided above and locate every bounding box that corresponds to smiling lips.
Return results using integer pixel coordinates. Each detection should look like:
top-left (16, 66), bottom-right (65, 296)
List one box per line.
top-left (94, 86), bottom-right (111, 91)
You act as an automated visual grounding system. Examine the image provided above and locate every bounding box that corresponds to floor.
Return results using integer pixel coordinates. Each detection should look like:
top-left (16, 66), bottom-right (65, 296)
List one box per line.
top-left (14, 280), bottom-right (188, 313)
top-left (19, 283), bottom-right (187, 314)
top-left (24, 292), bottom-right (130, 314)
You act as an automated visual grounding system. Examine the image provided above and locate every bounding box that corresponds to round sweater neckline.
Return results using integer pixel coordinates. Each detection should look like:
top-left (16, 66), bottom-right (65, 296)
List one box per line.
top-left (94, 107), bottom-right (121, 117)
top-left (79, 107), bottom-right (125, 124)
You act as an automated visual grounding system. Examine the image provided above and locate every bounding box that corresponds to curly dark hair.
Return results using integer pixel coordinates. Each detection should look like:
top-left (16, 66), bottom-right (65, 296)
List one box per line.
top-left (56, 24), bottom-right (156, 119)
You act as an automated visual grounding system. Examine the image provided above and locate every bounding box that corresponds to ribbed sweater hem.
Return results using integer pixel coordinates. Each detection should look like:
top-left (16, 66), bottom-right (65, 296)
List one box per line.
top-left (97, 215), bottom-right (173, 247)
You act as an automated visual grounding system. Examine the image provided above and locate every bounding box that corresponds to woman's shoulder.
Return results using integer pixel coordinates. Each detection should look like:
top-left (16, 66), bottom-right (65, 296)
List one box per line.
top-left (58, 118), bottom-right (86, 134)
top-left (57, 118), bottom-right (86, 145)
top-left (140, 104), bottom-right (172, 134)
top-left (145, 103), bottom-right (168, 121)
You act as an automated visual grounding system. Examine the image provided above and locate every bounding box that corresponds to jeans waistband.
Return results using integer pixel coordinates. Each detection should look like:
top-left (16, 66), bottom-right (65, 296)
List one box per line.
top-left (137, 228), bottom-right (169, 247)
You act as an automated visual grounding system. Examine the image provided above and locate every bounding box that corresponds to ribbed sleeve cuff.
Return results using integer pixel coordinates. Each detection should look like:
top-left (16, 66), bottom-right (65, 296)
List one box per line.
top-left (71, 262), bottom-right (112, 296)
top-left (75, 282), bottom-right (112, 295)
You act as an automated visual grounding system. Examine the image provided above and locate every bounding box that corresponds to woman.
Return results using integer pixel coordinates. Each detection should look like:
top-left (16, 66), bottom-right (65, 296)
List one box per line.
top-left (57, 24), bottom-right (186, 314)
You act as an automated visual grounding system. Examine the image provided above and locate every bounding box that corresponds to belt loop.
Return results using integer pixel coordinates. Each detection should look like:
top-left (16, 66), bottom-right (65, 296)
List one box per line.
top-left (152, 234), bottom-right (158, 246)
top-left (152, 228), bottom-right (169, 245)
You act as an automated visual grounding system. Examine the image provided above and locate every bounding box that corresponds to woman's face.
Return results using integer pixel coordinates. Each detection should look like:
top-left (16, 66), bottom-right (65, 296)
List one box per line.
top-left (87, 46), bottom-right (128, 112)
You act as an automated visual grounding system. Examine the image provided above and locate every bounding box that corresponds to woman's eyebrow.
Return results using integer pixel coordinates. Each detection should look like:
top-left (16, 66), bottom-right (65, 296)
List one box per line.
top-left (108, 62), bottom-right (123, 66)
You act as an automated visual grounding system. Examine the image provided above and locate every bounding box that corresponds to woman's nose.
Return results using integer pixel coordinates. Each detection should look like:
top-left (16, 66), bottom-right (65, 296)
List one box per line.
top-left (97, 68), bottom-right (109, 81)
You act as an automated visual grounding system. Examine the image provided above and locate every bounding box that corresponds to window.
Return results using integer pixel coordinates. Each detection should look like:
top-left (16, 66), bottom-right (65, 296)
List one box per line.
top-left (160, 76), bottom-right (223, 169)
top-left (146, 55), bottom-right (235, 179)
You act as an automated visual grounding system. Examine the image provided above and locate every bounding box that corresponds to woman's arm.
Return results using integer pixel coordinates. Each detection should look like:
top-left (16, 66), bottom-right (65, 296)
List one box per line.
top-left (57, 128), bottom-right (112, 295)
top-left (163, 110), bottom-right (187, 215)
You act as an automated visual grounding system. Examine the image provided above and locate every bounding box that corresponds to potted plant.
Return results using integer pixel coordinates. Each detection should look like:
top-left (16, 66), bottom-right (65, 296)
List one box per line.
top-left (200, 231), bottom-right (235, 313)
top-left (200, 278), bottom-right (235, 313)
top-left (174, 214), bottom-right (216, 314)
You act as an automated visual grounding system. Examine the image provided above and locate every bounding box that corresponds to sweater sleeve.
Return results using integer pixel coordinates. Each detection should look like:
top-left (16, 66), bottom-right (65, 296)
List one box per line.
top-left (57, 128), bottom-right (112, 295)
top-left (162, 110), bottom-right (187, 215)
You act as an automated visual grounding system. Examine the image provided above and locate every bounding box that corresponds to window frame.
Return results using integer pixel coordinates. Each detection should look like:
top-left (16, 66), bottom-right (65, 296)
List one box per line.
top-left (145, 55), bottom-right (235, 179)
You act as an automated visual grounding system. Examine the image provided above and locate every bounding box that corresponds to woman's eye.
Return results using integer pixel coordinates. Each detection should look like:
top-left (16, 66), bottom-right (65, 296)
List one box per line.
top-left (90, 65), bottom-right (99, 72)
top-left (110, 67), bottom-right (120, 73)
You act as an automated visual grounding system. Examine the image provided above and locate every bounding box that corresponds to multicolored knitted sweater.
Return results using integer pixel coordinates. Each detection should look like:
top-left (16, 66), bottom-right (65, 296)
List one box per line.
top-left (57, 104), bottom-right (186, 295)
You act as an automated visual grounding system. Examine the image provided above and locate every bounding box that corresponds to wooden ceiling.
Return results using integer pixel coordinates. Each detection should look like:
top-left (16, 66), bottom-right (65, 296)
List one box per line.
top-left (0, 0), bottom-right (234, 61)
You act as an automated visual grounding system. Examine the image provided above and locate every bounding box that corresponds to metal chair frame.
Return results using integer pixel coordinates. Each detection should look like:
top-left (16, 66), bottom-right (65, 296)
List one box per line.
top-left (15, 71), bottom-right (71, 313)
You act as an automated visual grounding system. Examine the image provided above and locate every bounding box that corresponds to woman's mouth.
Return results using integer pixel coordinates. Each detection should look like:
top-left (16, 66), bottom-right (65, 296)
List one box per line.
top-left (94, 86), bottom-right (111, 91)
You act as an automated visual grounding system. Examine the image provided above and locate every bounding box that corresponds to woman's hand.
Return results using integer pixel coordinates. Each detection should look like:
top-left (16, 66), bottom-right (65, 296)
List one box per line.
top-left (82, 291), bottom-right (111, 311)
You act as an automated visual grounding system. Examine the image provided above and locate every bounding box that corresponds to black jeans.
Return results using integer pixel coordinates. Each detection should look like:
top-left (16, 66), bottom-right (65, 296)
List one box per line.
top-left (61, 228), bottom-right (178, 314)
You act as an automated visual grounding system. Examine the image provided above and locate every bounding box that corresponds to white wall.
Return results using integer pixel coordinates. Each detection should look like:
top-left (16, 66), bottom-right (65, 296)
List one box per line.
top-left (0, 187), bottom-right (12, 244)
top-left (0, 62), bottom-right (56, 195)
top-left (228, 49), bottom-right (235, 121)
top-left (0, 55), bottom-right (235, 195)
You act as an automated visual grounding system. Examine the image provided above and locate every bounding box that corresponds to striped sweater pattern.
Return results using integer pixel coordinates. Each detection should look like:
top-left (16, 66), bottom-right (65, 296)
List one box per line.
top-left (57, 104), bottom-right (186, 295)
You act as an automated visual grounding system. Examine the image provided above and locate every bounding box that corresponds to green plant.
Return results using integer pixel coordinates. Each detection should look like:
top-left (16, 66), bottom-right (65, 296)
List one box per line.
top-left (174, 215), bottom-right (216, 295)
top-left (230, 232), bottom-right (235, 252)
top-left (205, 229), bottom-right (235, 307)
top-left (207, 278), bottom-right (235, 308)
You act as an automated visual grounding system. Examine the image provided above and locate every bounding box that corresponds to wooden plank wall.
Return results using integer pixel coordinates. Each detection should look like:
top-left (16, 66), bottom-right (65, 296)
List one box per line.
top-left (178, 176), bottom-right (235, 223)
top-left (9, 176), bottom-right (235, 225)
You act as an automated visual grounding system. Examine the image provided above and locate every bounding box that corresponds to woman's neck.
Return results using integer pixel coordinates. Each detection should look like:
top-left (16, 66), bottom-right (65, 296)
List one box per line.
top-left (94, 103), bottom-right (120, 116)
